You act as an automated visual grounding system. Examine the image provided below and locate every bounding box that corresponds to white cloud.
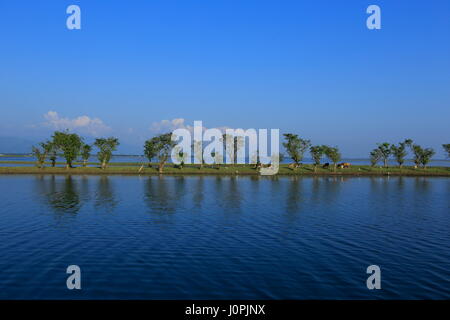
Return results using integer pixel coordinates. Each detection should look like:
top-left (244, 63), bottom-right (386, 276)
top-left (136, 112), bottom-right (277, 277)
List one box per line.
top-left (150, 118), bottom-right (230, 134)
top-left (43, 111), bottom-right (111, 136)
top-left (150, 118), bottom-right (188, 133)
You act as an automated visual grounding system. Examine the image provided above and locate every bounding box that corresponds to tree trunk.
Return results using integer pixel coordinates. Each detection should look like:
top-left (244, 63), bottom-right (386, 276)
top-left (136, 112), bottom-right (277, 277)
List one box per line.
top-left (83, 159), bottom-right (87, 167)
top-left (158, 162), bottom-right (165, 173)
top-left (384, 158), bottom-right (388, 168)
top-left (334, 163), bottom-right (337, 172)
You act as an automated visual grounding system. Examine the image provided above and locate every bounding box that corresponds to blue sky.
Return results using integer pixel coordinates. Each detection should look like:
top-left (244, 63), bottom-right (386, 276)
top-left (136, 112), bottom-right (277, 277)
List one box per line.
top-left (0, 0), bottom-right (449, 156)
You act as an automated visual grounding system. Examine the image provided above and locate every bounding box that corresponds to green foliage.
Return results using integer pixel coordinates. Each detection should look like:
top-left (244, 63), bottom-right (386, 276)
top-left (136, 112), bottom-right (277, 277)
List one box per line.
top-left (370, 149), bottom-right (381, 167)
top-left (81, 144), bottom-right (92, 167)
top-left (310, 145), bottom-right (325, 172)
top-left (323, 146), bottom-right (341, 171)
top-left (94, 137), bottom-right (119, 169)
top-left (443, 144), bottom-right (450, 158)
top-left (390, 139), bottom-right (413, 168)
top-left (32, 141), bottom-right (53, 168)
top-left (30, 145), bottom-right (43, 168)
top-left (143, 133), bottom-right (174, 173)
top-left (376, 142), bottom-right (391, 167)
top-left (282, 133), bottom-right (311, 167)
top-left (48, 141), bottom-right (58, 167)
top-left (412, 144), bottom-right (435, 169)
top-left (310, 145), bottom-right (325, 165)
top-left (420, 148), bottom-right (435, 168)
top-left (144, 139), bottom-right (158, 165)
top-left (411, 145), bottom-right (422, 168)
top-left (52, 131), bottom-right (83, 168)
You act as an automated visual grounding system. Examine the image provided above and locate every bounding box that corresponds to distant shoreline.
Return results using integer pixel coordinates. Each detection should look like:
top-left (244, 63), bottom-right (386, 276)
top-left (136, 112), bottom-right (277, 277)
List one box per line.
top-left (1, 165), bottom-right (449, 177)
top-left (1, 154), bottom-right (450, 162)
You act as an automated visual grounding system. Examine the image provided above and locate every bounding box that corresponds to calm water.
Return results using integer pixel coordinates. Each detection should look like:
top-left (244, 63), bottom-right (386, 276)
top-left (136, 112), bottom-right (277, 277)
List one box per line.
top-left (0, 175), bottom-right (449, 299)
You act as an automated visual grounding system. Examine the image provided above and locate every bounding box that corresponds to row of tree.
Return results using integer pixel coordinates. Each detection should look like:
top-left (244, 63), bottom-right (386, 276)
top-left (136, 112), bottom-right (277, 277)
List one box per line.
top-left (282, 135), bottom-right (450, 171)
top-left (142, 132), bottom-right (343, 173)
top-left (34, 131), bottom-right (450, 172)
top-left (282, 134), bottom-right (343, 172)
top-left (143, 133), bottom-right (269, 173)
top-left (32, 131), bottom-right (119, 169)
top-left (370, 140), bottom-right (449, 169)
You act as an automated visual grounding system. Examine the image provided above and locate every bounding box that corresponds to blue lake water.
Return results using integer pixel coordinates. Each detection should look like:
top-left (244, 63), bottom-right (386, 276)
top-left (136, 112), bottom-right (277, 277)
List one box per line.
top-left (0, 175), bottom-right (449, 299)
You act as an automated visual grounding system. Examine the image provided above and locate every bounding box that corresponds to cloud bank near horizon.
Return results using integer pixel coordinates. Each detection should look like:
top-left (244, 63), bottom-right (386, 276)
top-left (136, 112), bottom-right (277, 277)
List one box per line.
top-left (150, 118), bottom-right (230, 135)
top-left (43, 111), bottom-right (111, 136)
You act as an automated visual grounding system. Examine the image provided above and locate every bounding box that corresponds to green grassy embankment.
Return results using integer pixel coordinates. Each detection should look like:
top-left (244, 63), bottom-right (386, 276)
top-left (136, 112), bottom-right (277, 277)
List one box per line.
top-left (0, 163), bottom-right (449, 176)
